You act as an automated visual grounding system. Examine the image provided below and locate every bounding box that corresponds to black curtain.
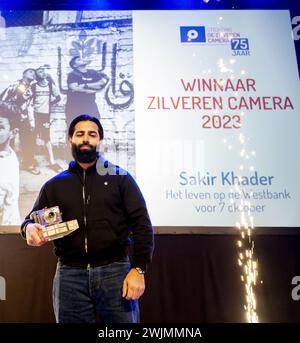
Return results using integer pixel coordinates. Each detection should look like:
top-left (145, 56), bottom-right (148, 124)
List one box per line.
top-left (1, 233), bottom-right (300, 323)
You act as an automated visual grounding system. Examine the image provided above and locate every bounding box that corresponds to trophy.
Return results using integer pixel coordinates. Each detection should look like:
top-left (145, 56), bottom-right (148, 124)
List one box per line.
top-left (30, 206), bottom-right (79, 241)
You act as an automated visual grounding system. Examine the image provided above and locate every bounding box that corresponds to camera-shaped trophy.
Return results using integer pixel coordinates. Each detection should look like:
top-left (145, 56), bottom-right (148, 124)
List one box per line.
top-left (30, 206), bottom-right (79, 241)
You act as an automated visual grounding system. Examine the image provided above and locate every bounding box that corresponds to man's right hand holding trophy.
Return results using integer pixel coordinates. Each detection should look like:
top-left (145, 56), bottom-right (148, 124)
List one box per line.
top-left (25, 206), bottom-right (79, 247)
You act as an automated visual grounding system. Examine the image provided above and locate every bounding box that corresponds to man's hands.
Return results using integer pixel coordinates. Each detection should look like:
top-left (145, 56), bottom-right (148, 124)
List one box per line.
top-left (25, 223), bottom-right (48, 247)
top-left (122, 268), bottom-right (145, 300)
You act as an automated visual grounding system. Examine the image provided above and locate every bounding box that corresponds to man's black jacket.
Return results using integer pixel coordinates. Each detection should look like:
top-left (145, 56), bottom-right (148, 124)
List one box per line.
top-left (21, 157), bottom-right (154, 271)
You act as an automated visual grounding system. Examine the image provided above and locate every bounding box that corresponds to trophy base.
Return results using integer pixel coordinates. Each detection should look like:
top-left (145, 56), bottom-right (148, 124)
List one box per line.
top-left (42, 220), bottom-right (79, 241)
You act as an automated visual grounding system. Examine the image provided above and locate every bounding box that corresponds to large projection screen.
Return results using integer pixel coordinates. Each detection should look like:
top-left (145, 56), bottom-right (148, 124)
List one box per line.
top-left (0, 10), bottom-right (299, 232)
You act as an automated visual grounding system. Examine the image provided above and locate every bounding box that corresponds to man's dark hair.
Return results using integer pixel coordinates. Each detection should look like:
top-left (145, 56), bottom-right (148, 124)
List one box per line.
top-left (68, 114), bottom-right (104, 140)
top-left (22, 68), bottom-right (36, 76)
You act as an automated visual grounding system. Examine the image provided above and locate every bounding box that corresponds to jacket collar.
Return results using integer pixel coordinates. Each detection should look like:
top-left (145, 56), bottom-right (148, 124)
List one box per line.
top-left (68, 156), bottom-right (109, 175)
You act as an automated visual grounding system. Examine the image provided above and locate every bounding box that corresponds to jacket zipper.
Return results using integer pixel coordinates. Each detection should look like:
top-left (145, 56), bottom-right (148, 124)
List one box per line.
top-left (82, 170), bottom-right (90, 269)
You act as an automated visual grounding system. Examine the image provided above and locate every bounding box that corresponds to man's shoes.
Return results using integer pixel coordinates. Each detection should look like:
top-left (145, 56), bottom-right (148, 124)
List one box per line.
top-left (49, 163), bottom-right (64, 173)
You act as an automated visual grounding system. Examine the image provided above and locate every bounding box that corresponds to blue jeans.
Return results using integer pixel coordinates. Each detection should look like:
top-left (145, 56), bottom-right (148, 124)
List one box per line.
top-left (52, 259), bottom-right (140, 323)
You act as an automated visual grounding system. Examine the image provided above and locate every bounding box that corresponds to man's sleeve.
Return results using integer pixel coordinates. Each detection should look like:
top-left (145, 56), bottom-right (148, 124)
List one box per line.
top-left (120, 173), bottom-right (154, 272)
top-left (67, 72), bottom-right (81, 85)
top-left (20, 184), bottom-right (49, 239)
top-left (0, 85), bottom-right (13, 102)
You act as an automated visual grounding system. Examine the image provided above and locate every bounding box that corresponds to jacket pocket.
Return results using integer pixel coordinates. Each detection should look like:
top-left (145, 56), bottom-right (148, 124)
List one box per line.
top-left (87, 219), bottom-right (119, 251)
top-left (54, 219), bottom-right (85, 255)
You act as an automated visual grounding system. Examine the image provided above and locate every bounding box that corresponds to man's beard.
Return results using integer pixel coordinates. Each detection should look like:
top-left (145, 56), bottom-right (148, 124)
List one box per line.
top-left (71, 143), bottom-right (99, 163)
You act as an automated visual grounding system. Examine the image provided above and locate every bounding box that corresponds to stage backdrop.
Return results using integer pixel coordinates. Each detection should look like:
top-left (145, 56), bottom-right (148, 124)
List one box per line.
top-left (0, 10), bottom-right (299, 229)
top-left (0, 6), bottom-right (300, 325)
top-left (134, 10), bottom-right (300, 227)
